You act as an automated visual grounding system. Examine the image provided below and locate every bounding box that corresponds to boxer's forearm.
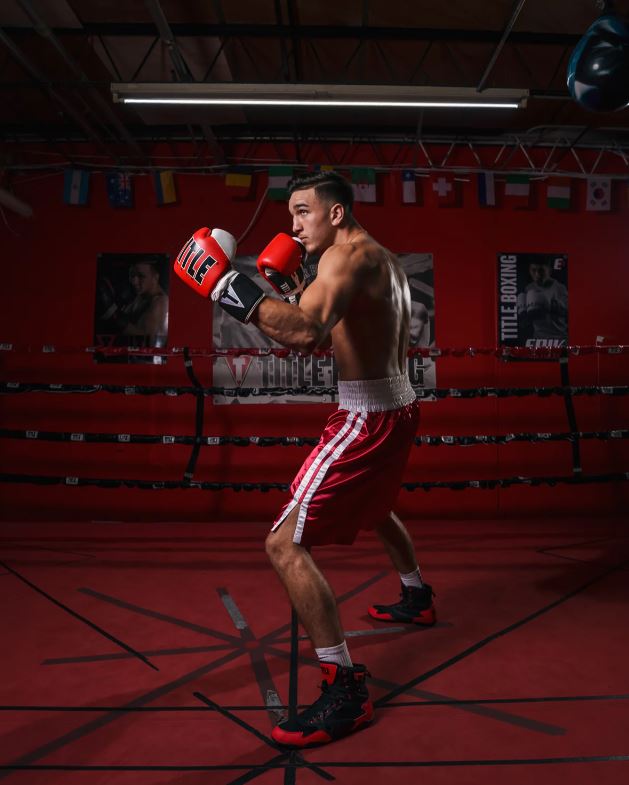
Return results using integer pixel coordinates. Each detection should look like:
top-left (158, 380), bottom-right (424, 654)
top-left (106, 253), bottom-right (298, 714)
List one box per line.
top-left (250, 297), bottom-right (326, 354)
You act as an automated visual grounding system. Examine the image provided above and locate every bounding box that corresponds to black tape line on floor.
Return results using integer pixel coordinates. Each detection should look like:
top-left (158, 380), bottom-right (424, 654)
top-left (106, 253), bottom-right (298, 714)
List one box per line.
top-left (0, 560), bottom-right (158, 671)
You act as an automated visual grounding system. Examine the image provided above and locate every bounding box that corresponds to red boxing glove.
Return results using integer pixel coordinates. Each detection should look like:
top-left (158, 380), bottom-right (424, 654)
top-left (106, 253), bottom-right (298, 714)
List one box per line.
top-left (174, 227), bottom-right (236, 299)
top-left (175, 227), bottom-right (265, 323)
top-left (257, 233), bottom-right (306, 304)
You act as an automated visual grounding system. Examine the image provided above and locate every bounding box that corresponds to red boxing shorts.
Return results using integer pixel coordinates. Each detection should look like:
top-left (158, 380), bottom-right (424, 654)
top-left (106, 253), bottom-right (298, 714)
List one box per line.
top-left (271, 374), bottom-right (419, 547)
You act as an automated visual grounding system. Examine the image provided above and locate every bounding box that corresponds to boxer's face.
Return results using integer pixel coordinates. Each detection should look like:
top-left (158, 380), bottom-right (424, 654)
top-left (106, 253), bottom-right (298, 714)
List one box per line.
top-left (529, 263), bottom-right (551, 285)
top-left (129, 263), bottom-right (158, 295)
top-left (289, 188), bottom-right (336, 255)
top-left (409, 301), bottom-right (428, 346)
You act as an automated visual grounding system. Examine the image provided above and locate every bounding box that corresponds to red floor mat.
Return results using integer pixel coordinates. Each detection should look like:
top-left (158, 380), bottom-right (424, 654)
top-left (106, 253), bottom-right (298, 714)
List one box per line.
top-left (1, 517), bottom-right (628, 784)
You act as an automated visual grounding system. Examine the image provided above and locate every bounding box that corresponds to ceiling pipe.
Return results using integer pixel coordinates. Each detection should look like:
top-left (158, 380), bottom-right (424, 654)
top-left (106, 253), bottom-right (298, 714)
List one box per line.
top-left (477, 0), bottom-right (528, 92)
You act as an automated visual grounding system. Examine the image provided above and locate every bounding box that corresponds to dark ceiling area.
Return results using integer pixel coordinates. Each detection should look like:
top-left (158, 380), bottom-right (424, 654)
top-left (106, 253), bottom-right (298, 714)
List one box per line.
top-left (1, 0), bottom-right (629, 168)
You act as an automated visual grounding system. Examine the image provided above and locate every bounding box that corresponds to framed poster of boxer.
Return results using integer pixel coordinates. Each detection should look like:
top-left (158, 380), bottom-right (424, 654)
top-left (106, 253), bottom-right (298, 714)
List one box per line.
top-left (497, 252), bottom-right (569, 351)
top-left (94, 253), bottom-right (170, 364)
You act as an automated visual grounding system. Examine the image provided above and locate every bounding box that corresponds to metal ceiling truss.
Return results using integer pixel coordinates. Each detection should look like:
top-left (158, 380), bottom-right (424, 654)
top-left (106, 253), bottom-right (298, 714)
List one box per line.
top-left (15, 0), bottom-right (144, 159)
top-left (5, 132), bottom-right (628, 177)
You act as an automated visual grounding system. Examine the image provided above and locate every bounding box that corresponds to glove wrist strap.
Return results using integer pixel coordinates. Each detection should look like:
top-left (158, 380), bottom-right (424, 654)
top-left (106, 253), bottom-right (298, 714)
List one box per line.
top-left (216, 272), bottom-right (265, 324)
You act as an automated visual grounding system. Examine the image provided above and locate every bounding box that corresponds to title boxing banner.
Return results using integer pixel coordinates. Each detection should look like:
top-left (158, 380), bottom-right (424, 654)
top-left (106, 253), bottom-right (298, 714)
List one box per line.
top-left (497, 252), bottom-right (569, 352)
top-left (212, 252), bottom-right (437, 404)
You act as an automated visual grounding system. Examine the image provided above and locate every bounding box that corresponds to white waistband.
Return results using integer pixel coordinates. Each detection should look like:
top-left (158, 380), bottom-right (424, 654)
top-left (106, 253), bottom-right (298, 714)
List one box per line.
top-left (337, 374), bottom-right (417, 412)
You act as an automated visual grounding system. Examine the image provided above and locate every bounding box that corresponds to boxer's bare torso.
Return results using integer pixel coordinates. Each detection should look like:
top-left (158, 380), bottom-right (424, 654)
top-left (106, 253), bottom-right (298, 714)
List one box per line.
top-left (251, 186), bottom-right (411, 379)
top-left (320, 234), bottom-right (410, 380)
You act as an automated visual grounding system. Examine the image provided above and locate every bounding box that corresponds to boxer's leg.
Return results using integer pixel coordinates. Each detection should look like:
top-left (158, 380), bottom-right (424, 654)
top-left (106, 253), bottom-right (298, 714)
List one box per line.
top-left (265, 504), bottom-right (344, 649)
top-left (374, 510), bottom-right (418, 574)
top-left (267, 504), bottom-right (373, 748)
top-left (370, 511), bottom-right (436, 625)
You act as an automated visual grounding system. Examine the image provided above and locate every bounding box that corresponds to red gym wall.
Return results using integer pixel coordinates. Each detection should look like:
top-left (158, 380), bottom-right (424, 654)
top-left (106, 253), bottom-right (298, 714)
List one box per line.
top-left (1, 143), bottom-right (628, 523)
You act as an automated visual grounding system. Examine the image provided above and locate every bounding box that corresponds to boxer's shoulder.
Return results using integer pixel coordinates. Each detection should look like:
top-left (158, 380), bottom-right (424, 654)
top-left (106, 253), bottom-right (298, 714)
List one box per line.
top-left (319, 239), bottom-right (376, 278)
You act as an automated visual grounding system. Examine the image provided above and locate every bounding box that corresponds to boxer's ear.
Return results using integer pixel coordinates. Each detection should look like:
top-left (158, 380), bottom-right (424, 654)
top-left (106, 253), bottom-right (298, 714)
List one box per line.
top-left (329, 202), bottom-right (345, 227)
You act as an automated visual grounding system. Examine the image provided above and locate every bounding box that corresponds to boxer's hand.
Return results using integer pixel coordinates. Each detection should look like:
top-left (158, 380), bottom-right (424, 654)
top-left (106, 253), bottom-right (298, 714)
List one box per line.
top-left (525, 288), bottom-right (549, 318)
top-left (257, 233), bottom-right (306, 304)
top-left (174, 227), bottom-right (265, 323)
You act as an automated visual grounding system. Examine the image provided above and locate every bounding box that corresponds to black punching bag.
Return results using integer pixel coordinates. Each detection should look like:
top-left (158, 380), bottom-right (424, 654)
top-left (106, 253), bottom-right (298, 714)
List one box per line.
top-left (567, 13), bottom-right (629, 112)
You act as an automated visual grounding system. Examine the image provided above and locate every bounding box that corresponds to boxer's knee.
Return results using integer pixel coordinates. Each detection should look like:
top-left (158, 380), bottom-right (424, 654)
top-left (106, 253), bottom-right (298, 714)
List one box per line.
top-left (266, 506), bottom-right (302, 572)
top-left (265, 529), bottom-right (283, 564)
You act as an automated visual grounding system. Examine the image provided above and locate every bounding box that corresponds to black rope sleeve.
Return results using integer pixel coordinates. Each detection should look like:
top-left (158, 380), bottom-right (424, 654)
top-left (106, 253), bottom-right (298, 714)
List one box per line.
top-left (181, 348), bottom-right (205, 484)
top-left (559, 350), bottom-right (582, 476)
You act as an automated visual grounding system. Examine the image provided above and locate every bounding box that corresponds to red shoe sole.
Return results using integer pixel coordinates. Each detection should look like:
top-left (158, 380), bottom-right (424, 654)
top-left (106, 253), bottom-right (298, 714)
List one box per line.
top-left (271, 702), bottom-right (374, 748)
top-left (368, 606), bottom-right (436, 625)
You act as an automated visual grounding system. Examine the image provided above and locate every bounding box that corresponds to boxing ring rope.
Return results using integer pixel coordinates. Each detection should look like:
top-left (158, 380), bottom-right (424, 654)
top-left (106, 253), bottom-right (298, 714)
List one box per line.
top-left (2, 344), bottom-right (629, 358)
top-left (1, 342), bottom-right (628, 492)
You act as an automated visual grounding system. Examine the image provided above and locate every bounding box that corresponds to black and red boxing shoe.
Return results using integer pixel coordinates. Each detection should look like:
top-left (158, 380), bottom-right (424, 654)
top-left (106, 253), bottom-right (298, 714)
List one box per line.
top-left (271, 662), bottom-right (373, 748)
top-left (368, 583), bottom-right (436, 625)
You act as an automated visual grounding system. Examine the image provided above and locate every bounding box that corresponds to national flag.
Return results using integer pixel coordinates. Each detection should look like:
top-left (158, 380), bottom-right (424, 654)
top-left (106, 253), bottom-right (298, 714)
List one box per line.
top-left (504, 174), bottom-right (530, 208)
top-left (267, 166), bottom-right (294, 200)
top-left (429, 174), bottom-right (457, 207)
top-left (63, 169), bottom-right (90, 206)
top-left (402, 170), bottom-right (417, 204)
top-left (106, 172), bottom-right (133, 208)
top-left (153, 170), bottom-right (177, 205)
top-left (477, 171), bottom-right (496, 207)
top-left (546, 176), bottom-right (571, 210)
top-left (586, 178), bottom-right (612, 211)
top-left (225, 167), bottom-right (253, 193)
top-left (351, 168), bottom-right (377, 203)
top-left (312, 164), bottom-right (335, 173)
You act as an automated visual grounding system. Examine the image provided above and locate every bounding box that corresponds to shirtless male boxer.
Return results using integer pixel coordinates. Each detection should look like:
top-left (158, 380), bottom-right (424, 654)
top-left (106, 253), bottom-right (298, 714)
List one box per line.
top-left (174, 171), bottom-right (435, 747)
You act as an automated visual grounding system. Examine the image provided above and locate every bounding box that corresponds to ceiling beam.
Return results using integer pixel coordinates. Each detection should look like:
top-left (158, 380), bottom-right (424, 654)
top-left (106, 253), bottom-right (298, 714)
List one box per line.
top-left (4, 23), bottom-right (583, 46)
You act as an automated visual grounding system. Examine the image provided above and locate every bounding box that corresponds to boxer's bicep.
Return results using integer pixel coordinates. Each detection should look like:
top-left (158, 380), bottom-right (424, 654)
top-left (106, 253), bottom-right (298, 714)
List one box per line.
top-left (298, 251), bottom-right (359, 344)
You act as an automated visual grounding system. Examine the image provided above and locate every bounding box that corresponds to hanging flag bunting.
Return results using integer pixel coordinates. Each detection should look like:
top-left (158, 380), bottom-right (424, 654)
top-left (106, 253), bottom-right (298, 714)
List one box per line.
top-left (106, 172), bottom-right (134, 208)
top-left (63, 169), bottom-right (90, 206)
top-left (351, 168), bottom-right (377, 202)
top-left (546, 177), bottom-right (571, 210)
top-left (477, 171), bottom-right (496, 207)
top-left (267, 166), bottom-right (294, 200)
top-left (225, 167), bottom-right (253, 194)
top-left (504, 174), bottom-right (531, 208)
top-left (429, 174), bottom-right (457, 207)
top-left (153, 170), bottom-right (177, 205)
top-left (586, 178), bottom-right (612, 211)
top-left (401, 170), bottom-right (417, 204)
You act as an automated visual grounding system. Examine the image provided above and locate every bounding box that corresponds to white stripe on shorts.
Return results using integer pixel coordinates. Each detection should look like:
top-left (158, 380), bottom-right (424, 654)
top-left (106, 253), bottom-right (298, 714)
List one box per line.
top-left (270, 410), bottom-right (364, 543)
top-left (294, 410), bottom-right (367, 544)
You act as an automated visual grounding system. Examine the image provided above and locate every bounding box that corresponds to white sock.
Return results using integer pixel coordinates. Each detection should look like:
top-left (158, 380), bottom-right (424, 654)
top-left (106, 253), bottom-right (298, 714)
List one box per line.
top-left (400, 567), bottom-right (423, 588)
top-left (315, 640), bottom-right (353, 668)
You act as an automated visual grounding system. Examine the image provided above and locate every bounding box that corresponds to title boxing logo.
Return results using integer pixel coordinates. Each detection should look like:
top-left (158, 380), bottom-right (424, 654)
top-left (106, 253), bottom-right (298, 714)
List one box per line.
top-left (176, 236), bottom-right (219, 285)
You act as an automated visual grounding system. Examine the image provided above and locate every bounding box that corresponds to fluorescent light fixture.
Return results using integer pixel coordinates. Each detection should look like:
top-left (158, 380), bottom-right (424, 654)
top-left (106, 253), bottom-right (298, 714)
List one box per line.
top-left (112, 83), bottom-right (528, 110)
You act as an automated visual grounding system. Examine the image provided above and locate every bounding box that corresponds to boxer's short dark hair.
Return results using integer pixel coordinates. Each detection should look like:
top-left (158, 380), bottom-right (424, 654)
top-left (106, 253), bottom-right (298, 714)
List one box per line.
top-left (287, 171), bottom-right (354, 214)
